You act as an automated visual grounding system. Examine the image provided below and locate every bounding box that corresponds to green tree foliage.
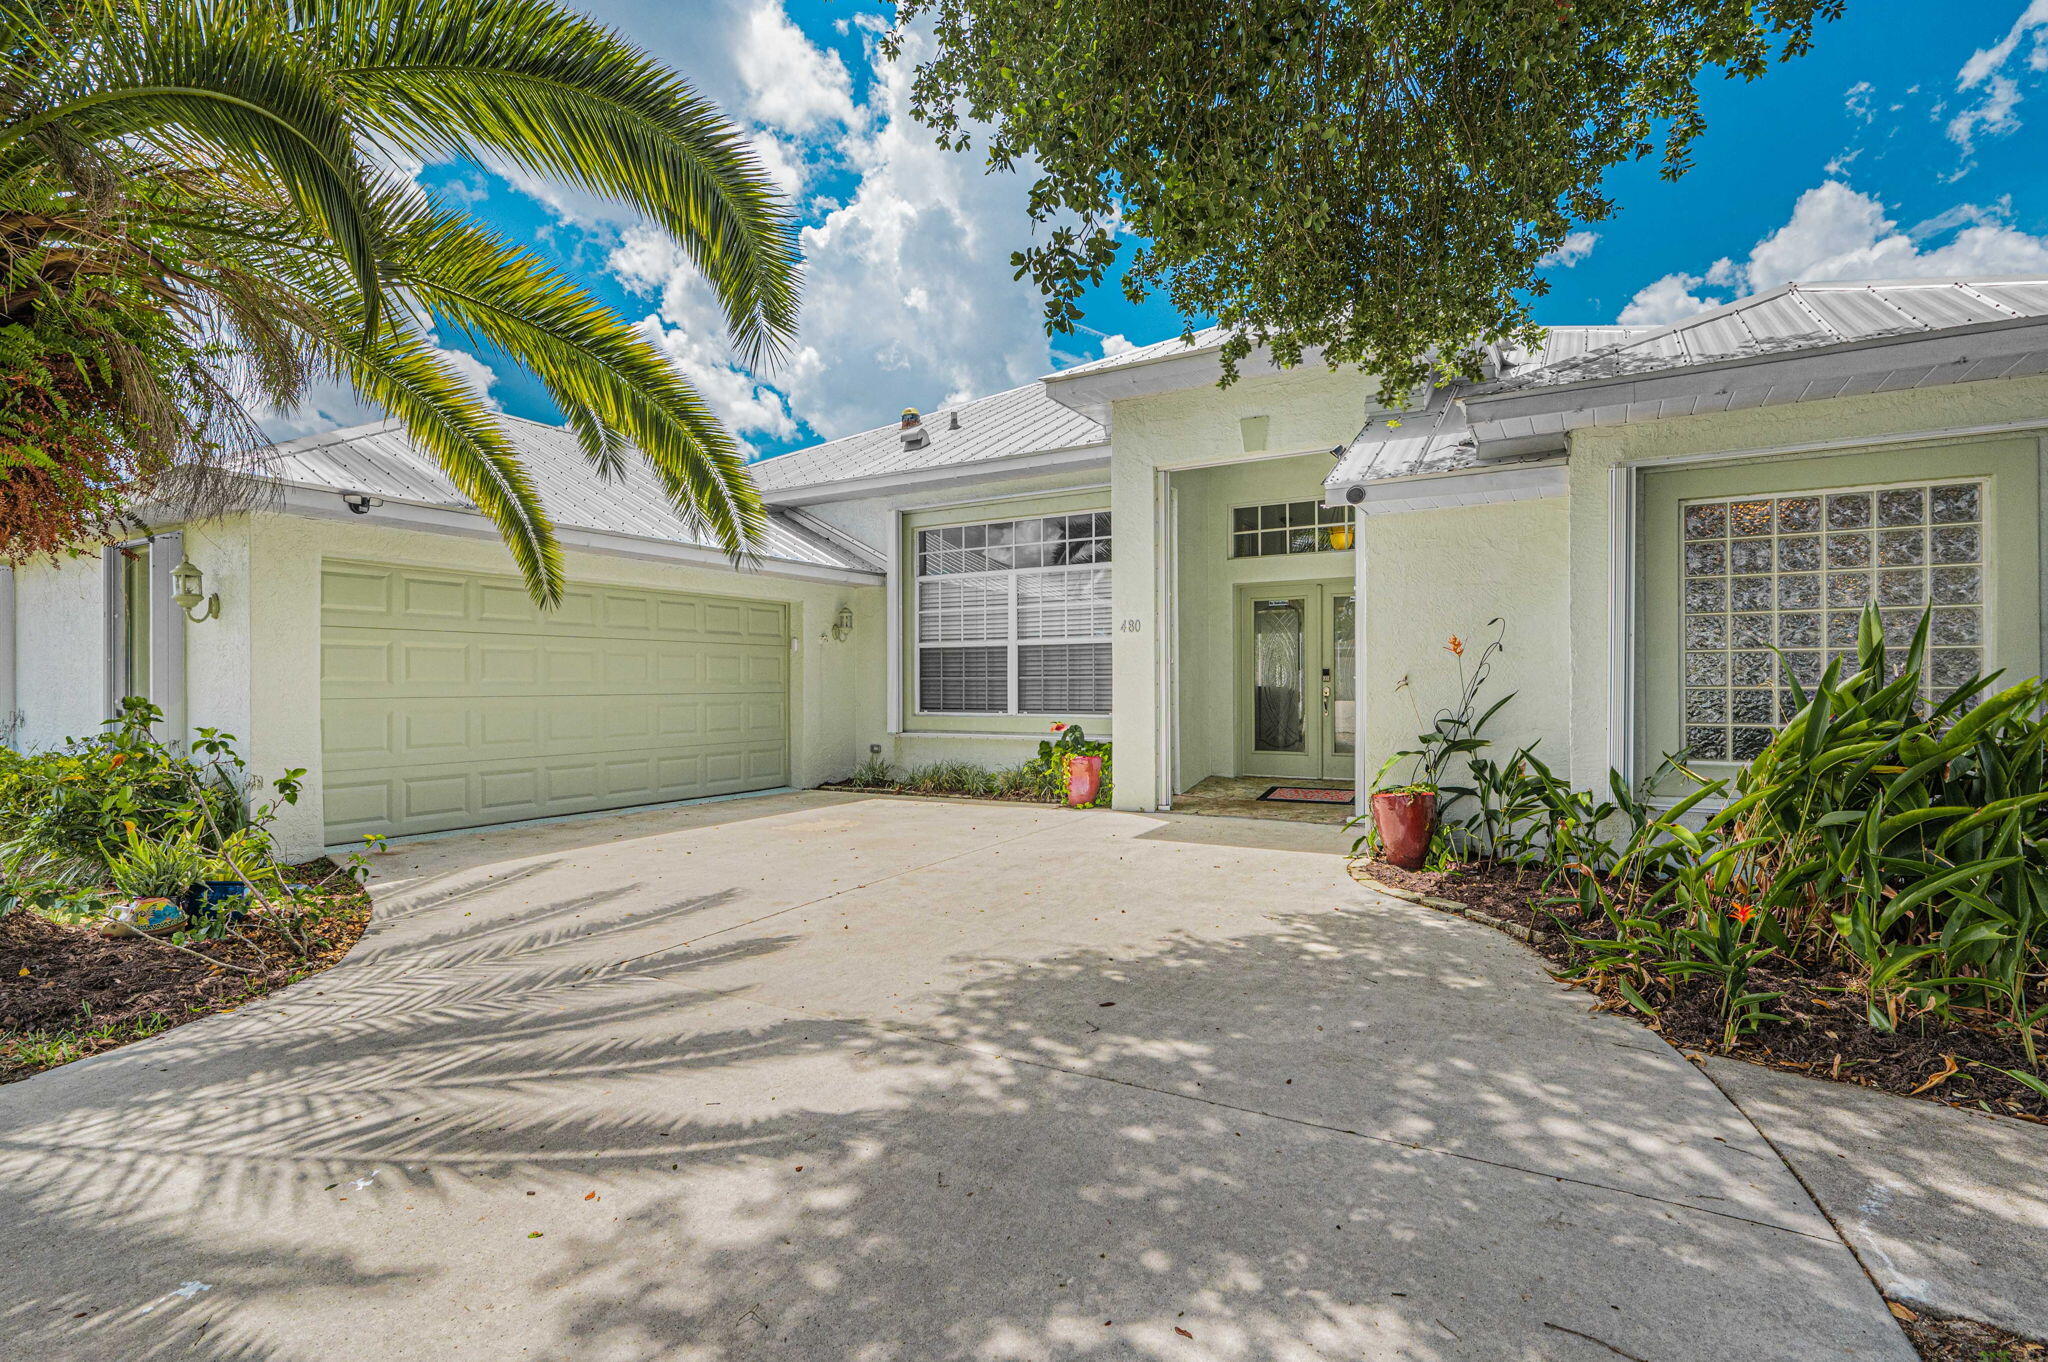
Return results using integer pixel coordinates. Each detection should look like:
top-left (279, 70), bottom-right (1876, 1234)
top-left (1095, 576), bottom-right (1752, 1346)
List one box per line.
top-left (0, 0), bottom-right (800, 603)
top-left (890, 0), bottom-right (1842, 394)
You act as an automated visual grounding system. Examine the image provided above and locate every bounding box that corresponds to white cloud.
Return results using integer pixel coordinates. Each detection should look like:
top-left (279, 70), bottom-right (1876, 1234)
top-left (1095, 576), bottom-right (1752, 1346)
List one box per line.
top-left (1948, 74), bottom-right (2022, 151)
top-left (1618, 180), bottom-right (2048, 325)
top-left (1536, 231), bottom-right (1598, 269)
top-left (1098, 334), bottom-right (1138, 359)
top-left (1617, 273), bottom-right (1720, 327)
top-left (731, 0), bottom-right (857, 134)
top-left (746, 129), bottom-right (808, 199)
top-left (1959, 0), bottom-right (2048, 88)
top-left (1949, 2), bottom-right (2048, 154)
top-left (764, 24), bottom-right (1060, 437)
top-left (1843, 80), bottom-right (1875, 123)
top-left (603, 15), bottom-right (1061, 443)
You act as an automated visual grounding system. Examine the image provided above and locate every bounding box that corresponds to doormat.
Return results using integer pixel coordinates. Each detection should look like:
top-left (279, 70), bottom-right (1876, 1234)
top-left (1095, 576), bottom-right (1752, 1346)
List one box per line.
top-left (1257, 786), bottom-right (1355, 805)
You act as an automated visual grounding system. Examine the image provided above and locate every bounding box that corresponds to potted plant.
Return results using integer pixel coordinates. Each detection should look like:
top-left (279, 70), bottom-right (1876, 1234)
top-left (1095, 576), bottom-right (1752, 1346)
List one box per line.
top-left (1367, 622), bottom-right (1511, 870)
top-left (100, 824), bottom-right (206, 937)
top-left (1034, 722), bottom-right (1112, 807)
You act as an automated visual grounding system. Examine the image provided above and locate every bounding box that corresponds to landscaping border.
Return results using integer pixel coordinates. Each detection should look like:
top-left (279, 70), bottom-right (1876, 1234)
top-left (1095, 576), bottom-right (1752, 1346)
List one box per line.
top-left (2, 858), bottom-right (372, 1084)
top-left (1348, 856), bottom-right (2048, 1126)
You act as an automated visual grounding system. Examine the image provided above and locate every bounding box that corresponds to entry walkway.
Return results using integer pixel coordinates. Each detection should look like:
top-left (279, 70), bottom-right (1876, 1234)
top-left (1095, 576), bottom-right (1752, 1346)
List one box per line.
top-left (0, 792), bottom-right (1910, 1360)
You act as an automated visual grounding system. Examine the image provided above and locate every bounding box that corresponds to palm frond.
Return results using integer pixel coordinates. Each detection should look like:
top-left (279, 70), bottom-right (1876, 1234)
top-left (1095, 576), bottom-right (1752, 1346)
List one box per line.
top-left (317, 319), bottom-right (563, 604)
top-left (377, 202), bottom-right (765, 558)
top-left (301, 0), bottom-right (799, 364)
top-left (2, 0), bottom-right (388, 332)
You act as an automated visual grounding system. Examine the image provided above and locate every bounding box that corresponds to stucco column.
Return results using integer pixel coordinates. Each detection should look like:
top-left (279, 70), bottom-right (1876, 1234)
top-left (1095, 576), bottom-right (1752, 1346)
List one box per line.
top-left (245, 515), bottom-right (327, 862)
top-left (1109, 450), bottom-right (1160, 810)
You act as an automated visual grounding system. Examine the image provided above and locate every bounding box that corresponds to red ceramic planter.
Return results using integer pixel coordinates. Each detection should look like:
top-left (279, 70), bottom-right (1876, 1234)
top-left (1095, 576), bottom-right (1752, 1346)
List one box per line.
top-left (1066, 754), bottom-right (1103, 806)
top-left (1371, 790), bottom-right (1437, 870)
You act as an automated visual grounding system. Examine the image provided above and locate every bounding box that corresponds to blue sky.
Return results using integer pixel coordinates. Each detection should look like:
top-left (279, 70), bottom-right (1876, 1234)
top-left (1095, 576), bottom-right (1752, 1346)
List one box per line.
top-left (275, 1), bottom-right (2048, 462)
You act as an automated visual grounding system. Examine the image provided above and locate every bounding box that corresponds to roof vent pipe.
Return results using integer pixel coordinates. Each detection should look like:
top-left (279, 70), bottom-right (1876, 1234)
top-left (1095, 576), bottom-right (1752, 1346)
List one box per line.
top-left (899, 408), bottom-right (928, 450)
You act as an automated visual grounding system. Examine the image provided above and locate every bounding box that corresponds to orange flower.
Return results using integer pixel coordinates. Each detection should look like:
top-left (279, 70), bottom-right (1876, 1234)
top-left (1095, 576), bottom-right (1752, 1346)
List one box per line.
top-left (1730, 902), bottom-right (1756, 925)
top-left (1049, 722), bottom-right (1068, 733)
top-left (1446, 635), bottom-right (1465, 657)
top-left (107, 753), bottom-right (127, 768)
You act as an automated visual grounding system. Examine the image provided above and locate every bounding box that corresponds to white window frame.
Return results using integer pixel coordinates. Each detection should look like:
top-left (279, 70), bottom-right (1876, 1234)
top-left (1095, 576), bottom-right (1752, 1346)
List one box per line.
top-left (913, 515), bottom-right (1111, 717)
top-left (1228, 499), bottom-right (1356, 558)
top-left (101, 532), bottom-right (186, 740)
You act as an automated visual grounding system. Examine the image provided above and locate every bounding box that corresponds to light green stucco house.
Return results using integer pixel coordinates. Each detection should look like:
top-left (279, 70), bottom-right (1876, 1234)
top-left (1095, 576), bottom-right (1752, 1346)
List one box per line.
top-left (5, 275), bottom-right (2044, 857)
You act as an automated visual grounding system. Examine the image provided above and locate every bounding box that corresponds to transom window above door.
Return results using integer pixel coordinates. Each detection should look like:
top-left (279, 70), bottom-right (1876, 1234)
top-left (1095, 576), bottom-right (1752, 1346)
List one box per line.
top-left (1679, 479), bottom-right (1986, 762)
top-left (1231, 501), bottom-right (1355, 557)
top-left (914, 512), bottom-right (1111, 715)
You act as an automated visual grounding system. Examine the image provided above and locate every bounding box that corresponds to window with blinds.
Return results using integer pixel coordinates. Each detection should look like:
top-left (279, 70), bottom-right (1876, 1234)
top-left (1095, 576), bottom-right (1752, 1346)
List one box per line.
top-left (915, 513), bottom-right (1112, 714)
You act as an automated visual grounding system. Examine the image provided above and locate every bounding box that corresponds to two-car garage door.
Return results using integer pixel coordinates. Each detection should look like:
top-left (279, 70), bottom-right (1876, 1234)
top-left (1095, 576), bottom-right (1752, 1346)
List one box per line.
top-left (320, 561), bottom-right (790, 842)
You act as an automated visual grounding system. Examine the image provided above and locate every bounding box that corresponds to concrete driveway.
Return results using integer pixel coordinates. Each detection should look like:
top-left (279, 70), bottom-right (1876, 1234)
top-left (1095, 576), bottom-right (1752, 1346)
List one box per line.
top-left (0, 792), bottom-right (1910, 1361)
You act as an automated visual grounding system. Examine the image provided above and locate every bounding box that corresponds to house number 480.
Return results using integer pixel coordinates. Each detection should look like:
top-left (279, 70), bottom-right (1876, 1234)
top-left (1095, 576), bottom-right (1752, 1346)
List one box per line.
top-left (1119, 618), bottom-right (1144, 633)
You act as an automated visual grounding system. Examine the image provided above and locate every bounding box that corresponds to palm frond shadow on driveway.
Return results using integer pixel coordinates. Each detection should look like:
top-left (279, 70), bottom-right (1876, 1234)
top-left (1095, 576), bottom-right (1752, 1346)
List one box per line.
top-left (0, 859), bottom-right (1910, 1362)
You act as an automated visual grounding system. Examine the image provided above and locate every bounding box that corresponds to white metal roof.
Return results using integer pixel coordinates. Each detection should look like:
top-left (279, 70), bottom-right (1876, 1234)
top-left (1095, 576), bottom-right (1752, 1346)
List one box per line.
top-left (747, 382), bottom-right (1105, 498)
top-left (1330, 277), bottom-right (2048, 490)
top-left (261, 416), bottom-right (877, 574)
top-left (1048, 327), bottom-right (1229, 379)
top-left (1327, 326), bottom-right (1663, 486)
top-left (1495, 277), bottom-right (2048, 391)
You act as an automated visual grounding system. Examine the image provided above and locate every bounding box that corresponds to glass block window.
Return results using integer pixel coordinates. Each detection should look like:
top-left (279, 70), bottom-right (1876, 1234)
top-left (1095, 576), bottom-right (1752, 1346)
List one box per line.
top-left (1231, 501), bottom-right (1355, 557)
top-left (1680, 480), bottom-right (1987, 762)
top-left (915, 513), bottom-right (1111, 713)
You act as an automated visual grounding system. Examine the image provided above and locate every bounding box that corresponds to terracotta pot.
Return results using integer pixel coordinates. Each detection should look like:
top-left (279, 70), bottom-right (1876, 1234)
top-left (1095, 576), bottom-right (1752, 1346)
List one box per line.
top-left (1065, 754), bottom-right (1103, 807)
top-left (1371, 790), bottom-right (1437, 870)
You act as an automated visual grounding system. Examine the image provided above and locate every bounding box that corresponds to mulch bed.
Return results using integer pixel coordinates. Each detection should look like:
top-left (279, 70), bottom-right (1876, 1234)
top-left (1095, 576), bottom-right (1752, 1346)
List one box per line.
top-left (1353, 858), bottom-right (2048, 1124)
top-left (1, 858), bottom-right (371, 1083)
top-left (1898, 1306), bottom-right (2046, 1362)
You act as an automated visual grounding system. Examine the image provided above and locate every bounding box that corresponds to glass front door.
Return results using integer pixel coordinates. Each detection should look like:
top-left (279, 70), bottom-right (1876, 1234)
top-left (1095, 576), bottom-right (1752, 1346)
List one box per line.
top-left (1237, 581), bottom-right (1356, 781)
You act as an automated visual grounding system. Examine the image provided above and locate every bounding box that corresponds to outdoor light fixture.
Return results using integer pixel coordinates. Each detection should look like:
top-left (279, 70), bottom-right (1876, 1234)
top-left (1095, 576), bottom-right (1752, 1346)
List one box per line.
top-left (169, 557), bottom-right (220, 623)
top-left (341, 492), bottom-right (384, 515)
top-left (832, 604), bottom-right (855, 642)
top-left (1328, 523), bottom-right (1355, 551)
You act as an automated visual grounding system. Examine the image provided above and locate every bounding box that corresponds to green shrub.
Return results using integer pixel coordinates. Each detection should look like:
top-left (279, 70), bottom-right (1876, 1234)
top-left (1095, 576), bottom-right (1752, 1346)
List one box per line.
top-left (104, 823), bottom-right (209, 901)
top-left (1447, 604), bottom-right (2048, 1065)
top-left (0, 699), bottom-right (303, 912)
top-left (848, 755), bottom-right (896, 787)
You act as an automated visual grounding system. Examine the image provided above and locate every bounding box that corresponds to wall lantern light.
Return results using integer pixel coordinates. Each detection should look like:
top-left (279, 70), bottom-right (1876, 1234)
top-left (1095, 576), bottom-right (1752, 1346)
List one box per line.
top-left (832, 604), bottom-right (855, 642)
top-left (1327, 523), bottom-right (1355, 552)
top-left (170, 557), bottom-right (220, 623)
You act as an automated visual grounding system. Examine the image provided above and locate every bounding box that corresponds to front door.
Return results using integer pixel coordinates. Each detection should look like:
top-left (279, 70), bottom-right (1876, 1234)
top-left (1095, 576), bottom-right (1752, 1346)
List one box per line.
top-left (1235, 580), bottom-right (1356, 781)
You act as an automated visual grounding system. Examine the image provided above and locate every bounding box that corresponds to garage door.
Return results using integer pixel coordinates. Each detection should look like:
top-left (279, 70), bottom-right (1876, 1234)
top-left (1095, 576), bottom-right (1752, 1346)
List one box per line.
top-left (320, 561), bottom-right (790, 842)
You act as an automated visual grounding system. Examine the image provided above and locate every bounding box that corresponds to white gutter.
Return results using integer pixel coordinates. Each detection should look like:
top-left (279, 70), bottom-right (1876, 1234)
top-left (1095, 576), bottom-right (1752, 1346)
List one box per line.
top-left (1328, 459), bottom-right (1567, 513)
top-left (273, 483), bottom-right (883, 587)
top-left (758, 442), bottom-right (1110, 507)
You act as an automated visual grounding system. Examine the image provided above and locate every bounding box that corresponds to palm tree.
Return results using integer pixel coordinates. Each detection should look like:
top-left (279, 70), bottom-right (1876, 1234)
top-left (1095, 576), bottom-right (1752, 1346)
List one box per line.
top-left (0, 0), bottom-right (797, 603)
